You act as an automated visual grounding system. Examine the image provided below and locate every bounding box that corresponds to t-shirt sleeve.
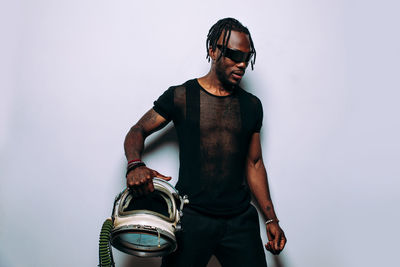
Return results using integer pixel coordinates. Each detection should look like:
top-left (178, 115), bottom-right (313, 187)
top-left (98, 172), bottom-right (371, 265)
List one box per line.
top-left (153, 86), bottom-right (175, 121)
top-left (254, 98), bottom-right (263, 133)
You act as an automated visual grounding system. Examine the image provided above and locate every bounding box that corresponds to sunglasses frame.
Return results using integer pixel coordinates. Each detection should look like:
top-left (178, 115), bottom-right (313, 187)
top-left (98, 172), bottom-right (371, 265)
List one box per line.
top-left (216, 44), bottom-right (254, 63)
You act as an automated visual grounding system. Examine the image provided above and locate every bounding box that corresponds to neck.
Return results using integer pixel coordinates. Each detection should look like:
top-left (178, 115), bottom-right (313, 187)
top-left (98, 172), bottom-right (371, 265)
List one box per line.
top-left (198, 71), bottom-right (235, 96)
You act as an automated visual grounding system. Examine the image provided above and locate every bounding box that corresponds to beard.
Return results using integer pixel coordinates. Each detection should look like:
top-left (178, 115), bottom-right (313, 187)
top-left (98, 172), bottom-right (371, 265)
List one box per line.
top-left (215, 63), bottom-right (240, 90)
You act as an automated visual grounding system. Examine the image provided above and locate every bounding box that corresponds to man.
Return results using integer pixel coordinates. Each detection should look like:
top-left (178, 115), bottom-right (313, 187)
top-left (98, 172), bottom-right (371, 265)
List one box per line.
top-left (124, 18), bottom-right (286, 266)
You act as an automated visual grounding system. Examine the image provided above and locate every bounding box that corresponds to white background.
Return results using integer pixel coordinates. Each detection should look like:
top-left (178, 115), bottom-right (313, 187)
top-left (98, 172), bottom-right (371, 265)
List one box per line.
top-left (1, 0), bottom-right (399, 266)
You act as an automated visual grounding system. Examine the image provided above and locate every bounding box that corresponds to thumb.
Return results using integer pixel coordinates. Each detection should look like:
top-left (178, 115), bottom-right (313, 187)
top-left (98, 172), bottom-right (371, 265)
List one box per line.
top-left (153, 170), bottom-right (172, 181)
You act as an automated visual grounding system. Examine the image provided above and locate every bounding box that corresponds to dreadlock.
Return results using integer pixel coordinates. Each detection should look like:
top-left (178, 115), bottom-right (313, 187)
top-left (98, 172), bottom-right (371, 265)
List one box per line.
top-left (206, 17), bottom-right (256, 70)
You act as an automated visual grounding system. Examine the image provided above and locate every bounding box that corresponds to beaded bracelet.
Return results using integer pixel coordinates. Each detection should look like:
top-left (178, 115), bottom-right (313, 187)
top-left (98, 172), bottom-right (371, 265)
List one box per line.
top-left (265, 219), bottom-right (280, 225)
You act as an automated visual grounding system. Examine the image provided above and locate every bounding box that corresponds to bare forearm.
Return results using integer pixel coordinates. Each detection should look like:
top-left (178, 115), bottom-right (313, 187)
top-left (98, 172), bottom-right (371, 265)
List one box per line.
top-left (124, 109), bottom-right (169, 161)
top-left (247, 159), bottom-right (279, 221)
top-left (246, 134), bottom-right (286, 253)
top-left (124, 125), bottom-right (146, 161)
top-left (124, 111), bottom-right (172, 195)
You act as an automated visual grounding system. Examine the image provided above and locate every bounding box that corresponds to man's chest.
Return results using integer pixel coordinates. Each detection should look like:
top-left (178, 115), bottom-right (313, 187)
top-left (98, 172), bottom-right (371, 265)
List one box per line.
top-left (199, 97), bottom-right (242, 135)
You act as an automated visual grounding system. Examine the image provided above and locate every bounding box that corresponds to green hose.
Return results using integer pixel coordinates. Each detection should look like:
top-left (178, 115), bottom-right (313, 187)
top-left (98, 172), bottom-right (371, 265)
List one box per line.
top-left (98, 218), bottom-right (115, 267)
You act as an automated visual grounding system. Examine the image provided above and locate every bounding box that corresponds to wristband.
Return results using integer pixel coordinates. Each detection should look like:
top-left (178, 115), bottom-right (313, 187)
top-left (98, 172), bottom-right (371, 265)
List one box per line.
top-left (126, 161), bottom-right (145, 170)
top-left (126, 162), bottom-right (146, 177)
top-left (265, 219), bottom-right (279, 225)
top-left (128, 159), bottom-right (141, 164)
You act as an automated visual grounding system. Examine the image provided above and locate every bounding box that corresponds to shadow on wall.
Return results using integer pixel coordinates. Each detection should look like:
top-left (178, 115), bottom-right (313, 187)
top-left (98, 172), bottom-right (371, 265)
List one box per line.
top-left (143, 125), bottom-right (178, 156)
top-left (272, 254), bottom-right (286, 267)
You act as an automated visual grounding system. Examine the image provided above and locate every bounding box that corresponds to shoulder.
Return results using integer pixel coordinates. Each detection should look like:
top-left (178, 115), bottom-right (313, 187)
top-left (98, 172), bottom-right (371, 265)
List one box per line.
top-left (170, 79), bottom-right (197, 89)
top-left (165, 79), bottom-right (196, 94)
top-left (236, 87), bottom-right (262, 107)
top-left (156, 79), bottom-right (197, 110)
top-left (237, 87), bottom-right (264, 131)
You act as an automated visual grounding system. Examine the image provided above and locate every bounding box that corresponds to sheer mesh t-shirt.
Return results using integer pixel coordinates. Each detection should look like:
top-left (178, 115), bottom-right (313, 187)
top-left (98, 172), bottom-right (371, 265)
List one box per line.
top-left (153, 79), bottom-right (263, 216)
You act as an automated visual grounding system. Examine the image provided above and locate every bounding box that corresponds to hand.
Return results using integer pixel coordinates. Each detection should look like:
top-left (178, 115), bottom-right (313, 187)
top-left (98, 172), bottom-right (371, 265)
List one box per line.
top-left (126, 166), bottom-right (171, 196)
top-left (265, 222), bottom-right (286, 255)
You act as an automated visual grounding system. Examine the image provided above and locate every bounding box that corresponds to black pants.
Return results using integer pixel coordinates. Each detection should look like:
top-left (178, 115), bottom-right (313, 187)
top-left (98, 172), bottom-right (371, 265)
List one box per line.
top-left (161, 204), bottom-right (267, 267)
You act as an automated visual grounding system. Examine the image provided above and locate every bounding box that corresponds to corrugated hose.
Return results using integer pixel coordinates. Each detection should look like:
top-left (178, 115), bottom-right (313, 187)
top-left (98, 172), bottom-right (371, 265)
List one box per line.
top-left (98, 218), bottom-right (115, 267)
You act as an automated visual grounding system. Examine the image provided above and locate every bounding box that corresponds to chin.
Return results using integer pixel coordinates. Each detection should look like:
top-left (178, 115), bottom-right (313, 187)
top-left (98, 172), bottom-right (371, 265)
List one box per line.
top-left (222, 79), bottom-right (239, 88)
top-left (218, 72), bottom-right (241, 87)
top-left (230, 78), bottom-right (242, 86)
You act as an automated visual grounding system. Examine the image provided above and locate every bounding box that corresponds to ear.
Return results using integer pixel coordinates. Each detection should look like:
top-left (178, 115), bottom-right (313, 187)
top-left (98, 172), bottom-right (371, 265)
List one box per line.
top-left (209, 46), bottom-right (219, 61)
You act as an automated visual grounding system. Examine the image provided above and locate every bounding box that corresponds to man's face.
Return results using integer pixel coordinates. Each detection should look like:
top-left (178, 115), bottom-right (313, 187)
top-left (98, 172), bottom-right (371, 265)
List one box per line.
top-left (212, 30), bottom-right (252, 87)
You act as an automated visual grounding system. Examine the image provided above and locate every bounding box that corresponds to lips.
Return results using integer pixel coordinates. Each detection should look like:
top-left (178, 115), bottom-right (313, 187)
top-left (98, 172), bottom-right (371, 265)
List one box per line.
top-left (232, 71), bottom-right (244, 80)
top-left (233, 71), bottom-right (244, 76)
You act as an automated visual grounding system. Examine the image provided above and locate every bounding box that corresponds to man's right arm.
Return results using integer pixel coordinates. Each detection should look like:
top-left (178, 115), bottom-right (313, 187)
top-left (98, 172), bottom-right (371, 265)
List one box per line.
top-left (124, 108), bottom-right (171, 195)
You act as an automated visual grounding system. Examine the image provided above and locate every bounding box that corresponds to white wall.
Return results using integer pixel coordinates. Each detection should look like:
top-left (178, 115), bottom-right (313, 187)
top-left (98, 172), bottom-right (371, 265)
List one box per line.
top-left (1, 1), bottom-right (399, 266)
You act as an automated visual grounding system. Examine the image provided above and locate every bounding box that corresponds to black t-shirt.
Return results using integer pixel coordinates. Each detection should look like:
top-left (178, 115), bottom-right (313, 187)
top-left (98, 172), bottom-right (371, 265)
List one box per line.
top-left (153, 79), bottom-right (263, 215)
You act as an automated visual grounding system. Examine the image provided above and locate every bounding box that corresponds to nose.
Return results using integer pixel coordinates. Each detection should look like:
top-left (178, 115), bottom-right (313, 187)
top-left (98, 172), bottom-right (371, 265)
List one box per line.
top-left (236, 61), bottom-right (248, 70)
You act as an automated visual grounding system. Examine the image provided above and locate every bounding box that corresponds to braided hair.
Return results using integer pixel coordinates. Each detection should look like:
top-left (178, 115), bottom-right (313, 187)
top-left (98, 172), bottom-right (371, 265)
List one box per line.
top-left (206, 18), bottom-right (256, 70)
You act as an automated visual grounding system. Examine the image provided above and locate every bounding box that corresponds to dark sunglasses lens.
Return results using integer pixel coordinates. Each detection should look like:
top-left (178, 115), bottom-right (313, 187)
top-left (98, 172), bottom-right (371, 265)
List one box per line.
top-left (225, 48), bottom-right (253, 63)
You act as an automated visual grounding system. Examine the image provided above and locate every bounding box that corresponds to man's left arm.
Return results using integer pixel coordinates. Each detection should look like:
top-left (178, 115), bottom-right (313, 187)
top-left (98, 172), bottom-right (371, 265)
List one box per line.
top-left (246, 132), bottom-right (287, 255)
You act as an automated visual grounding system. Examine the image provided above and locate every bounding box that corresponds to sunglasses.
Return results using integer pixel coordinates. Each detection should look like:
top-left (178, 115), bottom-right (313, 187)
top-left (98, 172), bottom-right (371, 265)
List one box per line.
top-left (217, 45), bottom-right (254, 63)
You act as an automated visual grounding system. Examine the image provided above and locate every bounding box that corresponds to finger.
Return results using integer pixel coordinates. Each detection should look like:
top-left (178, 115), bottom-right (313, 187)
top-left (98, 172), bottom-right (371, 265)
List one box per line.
top-left (127, 180), bottom-right (136, 189)
top-left (265, 241), bottom-right (274, 254)
top-left (147, 180), bottom-right (155, 192)
top-left (126, 174), bottom-right (135, 188)
top-left (135, 186), bottom-right (144, 197)
top-left (273, 235), bottom-right (280, 251)
top-left (153, 170), bottom-right (171, 180)
top-left (271, 241), bottom-right (278, 255)
top-left (141, 183), bottom-right (150, 195)
top-left (266, 226), bottom-right (273, 241)
top-left (143, 176), bottom-right (154, 194)
top-left (129, 187), bottom-right (140, 198)
top-left (279, 235), bottom-right (287, 250)
top-left (272, 234), bottom-right (286, 255)
top-left (268, 239), bottom-right (277, 255)
top-left (143, 172), bottom-right (153, 182)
